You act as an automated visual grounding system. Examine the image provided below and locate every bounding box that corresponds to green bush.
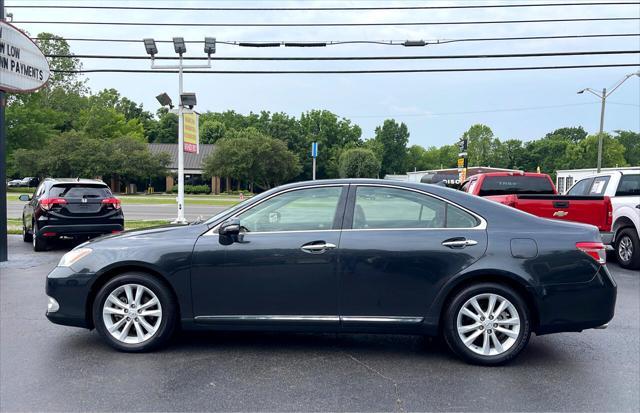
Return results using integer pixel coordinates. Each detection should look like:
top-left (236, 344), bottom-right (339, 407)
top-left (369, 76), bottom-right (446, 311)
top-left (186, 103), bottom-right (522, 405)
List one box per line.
top-left (170, 184), bottom-right (211, 194)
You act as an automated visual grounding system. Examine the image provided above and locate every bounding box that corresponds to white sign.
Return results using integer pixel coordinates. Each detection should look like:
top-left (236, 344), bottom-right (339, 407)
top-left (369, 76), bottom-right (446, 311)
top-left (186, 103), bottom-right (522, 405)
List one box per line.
top-left (0, 21), bottom-right (50, 93)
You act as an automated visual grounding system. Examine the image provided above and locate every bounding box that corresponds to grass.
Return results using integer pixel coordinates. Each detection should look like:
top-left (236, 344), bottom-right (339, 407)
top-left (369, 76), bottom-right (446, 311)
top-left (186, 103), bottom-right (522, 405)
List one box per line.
top-left (6, 218), bottom-right (170, 235)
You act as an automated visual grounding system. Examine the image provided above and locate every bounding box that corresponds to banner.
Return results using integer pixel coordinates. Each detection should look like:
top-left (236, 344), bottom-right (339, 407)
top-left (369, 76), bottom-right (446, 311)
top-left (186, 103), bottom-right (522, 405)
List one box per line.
top-left (183, 112), bottom-right (199, 153)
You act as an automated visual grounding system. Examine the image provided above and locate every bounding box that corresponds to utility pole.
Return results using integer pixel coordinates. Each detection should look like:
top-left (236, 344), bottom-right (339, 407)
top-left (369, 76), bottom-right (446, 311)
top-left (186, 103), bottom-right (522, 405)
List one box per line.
top-left (578, 71), bottom-right (640, 173)
top-left (0, 0), bottom-right (7, 262)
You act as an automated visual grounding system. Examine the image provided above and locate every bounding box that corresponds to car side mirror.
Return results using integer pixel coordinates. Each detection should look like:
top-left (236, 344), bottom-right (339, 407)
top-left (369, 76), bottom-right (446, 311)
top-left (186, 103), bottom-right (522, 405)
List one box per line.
top-left (18, 194), bottom-right (30, 202)
top-left (219, 218), bottom-right (241, 245)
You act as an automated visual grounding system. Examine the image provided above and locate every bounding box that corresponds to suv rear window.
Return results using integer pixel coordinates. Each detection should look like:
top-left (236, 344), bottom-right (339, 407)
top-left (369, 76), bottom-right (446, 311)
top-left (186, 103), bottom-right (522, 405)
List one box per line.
top-left (478, 176), bottom-right (555, 196)
top-left (616, 174), bottom-right (640, 196)
top-left (49, 184), bottom-right (112, 199)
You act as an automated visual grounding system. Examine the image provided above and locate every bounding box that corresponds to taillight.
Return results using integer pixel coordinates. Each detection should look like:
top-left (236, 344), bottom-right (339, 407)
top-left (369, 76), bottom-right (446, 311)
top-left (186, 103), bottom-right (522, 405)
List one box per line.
top-left (576, 242), bottom-right (606, 265)
top-left (39, 198), bottom-right (67, 211)
top-left (604, 196), bottom-right (613, 230)
top-left (102, 197), bottom-right (121, 209)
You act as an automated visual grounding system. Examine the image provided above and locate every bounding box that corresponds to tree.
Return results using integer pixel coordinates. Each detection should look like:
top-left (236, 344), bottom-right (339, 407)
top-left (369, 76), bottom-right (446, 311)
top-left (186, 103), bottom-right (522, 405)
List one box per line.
top-left (203, 128), bottom-right (300, 190)
top-left (463, 124), bottom-right (494, 166)
top-left (374, 119), bottom-right (409, 176)
top-left (200, 120), bottom-right (226, 144)
top-left (544, 126), bottom-right (588, 143)
top-left (148, 108), bottom-right (179, 143)
top-left (339, 148), bottom-right (381, 178)
top-left (614, 130), bottom-right (640, 166)
top-left (563, 134), bottom-right (628, 169)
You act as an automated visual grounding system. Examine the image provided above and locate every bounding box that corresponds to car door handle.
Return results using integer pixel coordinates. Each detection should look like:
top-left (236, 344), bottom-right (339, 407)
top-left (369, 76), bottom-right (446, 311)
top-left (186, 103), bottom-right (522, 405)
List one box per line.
top-left (441, 239), bottom-right (478, 248)
top-left (300, 242), bottom-right (337, 253)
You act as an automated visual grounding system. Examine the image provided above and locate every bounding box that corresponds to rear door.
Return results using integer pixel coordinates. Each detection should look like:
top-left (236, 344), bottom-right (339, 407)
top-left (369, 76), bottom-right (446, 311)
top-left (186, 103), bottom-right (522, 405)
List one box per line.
top-left (338, 184), bottom-right (487, 328)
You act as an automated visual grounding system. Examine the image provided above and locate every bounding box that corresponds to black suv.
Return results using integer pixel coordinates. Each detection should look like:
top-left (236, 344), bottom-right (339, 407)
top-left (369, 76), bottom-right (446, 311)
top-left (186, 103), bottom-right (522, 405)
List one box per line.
top-left (20, 178), bottom-right (124, 251)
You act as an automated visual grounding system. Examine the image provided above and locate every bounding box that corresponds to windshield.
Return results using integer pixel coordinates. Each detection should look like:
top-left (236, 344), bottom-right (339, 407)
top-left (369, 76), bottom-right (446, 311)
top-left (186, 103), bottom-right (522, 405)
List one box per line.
top-left (479, 176), bottom-right (555, 196)
top-left (204, 195), bottom-right (256, 226)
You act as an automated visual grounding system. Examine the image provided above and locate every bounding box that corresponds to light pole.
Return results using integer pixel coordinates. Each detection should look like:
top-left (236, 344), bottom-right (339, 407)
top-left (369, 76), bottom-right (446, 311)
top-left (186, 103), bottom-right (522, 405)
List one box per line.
top-left (577, 71), bottom-right (640, 172)
top-left (144, 37), bottom-right (215, 223)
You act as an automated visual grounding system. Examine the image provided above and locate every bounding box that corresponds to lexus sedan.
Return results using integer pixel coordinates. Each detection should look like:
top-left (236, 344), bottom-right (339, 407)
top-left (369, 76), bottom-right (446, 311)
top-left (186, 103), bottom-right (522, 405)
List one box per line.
top-left (46, 179), bottom-right (616, 365)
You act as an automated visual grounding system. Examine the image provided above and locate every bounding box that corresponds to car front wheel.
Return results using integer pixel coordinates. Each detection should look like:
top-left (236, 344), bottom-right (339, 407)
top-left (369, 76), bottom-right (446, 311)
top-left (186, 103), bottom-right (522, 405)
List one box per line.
top-left (93, 273), bottom-right (177, 352)
top-left (443, 283), bottom-right (531, 365)
top-left (615, 228), bottom-right (640, 270)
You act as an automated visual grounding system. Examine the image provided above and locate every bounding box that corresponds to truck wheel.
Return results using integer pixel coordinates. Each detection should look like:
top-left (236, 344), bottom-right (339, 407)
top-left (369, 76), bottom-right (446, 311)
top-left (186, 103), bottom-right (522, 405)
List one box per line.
top-left (615, 228), bottom-right (640, 270)
top-left (32, 222), bottom-right (47, 252)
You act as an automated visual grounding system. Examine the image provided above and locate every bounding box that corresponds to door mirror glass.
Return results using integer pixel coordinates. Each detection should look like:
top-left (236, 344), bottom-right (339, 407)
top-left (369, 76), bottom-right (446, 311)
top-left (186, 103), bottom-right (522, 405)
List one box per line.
top-left (18, 194), bottom-right (30, 202)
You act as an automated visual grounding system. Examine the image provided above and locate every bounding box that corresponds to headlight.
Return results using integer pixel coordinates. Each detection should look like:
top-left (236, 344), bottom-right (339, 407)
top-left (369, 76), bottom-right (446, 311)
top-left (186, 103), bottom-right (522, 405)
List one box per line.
top-left (58, 247), bottom-right (93, 267)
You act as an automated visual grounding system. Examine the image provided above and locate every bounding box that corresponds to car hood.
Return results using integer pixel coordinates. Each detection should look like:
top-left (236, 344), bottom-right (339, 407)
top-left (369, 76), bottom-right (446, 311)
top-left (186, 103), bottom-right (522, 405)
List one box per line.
top-left (81, 223), bottom-right (205, 247)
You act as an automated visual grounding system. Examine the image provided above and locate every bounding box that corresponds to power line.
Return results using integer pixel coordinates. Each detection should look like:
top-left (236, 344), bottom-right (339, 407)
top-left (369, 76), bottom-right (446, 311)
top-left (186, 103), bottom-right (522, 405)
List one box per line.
top-left (44, 50), bottom-right (640, 61)
top-left (13, 17), bottom-right (639, 27)
top-left (7, 2), bottom-right (640, 11)
top-left (51, 63), bottom-right (640, 74)
top-left (31, 33), bottom-right (640, 47)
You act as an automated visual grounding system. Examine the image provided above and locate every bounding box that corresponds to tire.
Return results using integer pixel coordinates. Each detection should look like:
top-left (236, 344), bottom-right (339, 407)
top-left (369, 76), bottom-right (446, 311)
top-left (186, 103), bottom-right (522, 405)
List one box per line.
top-left (22, 218), bottom-right (32, 243)
top-left (93, 272), bottom-right (177, 352)
top-left (32, 222), bottom-right (47, 252)
top-left (615, 228), bottom-right (640, 270)
top-left (442, 282), bottom-right (531, 366)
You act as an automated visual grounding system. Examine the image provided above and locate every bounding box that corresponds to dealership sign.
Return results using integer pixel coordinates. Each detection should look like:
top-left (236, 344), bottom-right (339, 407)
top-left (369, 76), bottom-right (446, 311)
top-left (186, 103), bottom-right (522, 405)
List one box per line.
top-left (0, 21), bottom-right (50, 93)
top-left (183, 111), bottom-right (199, 153)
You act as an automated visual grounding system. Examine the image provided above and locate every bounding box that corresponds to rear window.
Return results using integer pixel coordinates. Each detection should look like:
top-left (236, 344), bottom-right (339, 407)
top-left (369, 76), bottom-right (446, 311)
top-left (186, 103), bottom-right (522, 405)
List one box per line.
top-left (49, 184), bottom-right (112, 199)
top-left (616, 174), bottom-right (640, 196)
top-left (478, 176), bottom-right (555, 196)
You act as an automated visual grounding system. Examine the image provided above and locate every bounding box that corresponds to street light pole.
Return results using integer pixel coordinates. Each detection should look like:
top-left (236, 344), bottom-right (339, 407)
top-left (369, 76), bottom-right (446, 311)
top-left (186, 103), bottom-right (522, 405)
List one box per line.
top-left (0, 0), bottom-right (6, 262)
top-left (578, 71), bottom-right (639, 173)
top-left (144, 37), bottom-right (213, 223)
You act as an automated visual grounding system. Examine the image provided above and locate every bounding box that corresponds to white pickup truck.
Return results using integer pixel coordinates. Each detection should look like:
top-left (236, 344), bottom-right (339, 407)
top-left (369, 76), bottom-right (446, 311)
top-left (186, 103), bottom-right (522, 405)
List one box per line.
top-left (566, 169), bottom-right (640, 269)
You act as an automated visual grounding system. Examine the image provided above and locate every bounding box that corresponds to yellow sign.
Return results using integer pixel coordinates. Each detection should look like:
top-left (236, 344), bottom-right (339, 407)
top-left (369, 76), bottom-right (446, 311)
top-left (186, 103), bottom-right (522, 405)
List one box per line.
top-left (183, 112), bottom-right (199, 153)
top-left (457, 157), bottom-right (465, 168)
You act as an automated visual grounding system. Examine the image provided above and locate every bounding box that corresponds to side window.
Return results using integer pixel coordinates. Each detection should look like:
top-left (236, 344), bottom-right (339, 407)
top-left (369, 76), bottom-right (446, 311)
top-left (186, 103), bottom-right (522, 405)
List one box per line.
top-left (352, 186), bottom-right (478, 229)
top-left (236, 186), bottom-right (343, 233)
top-left (588, 176), bottom-right (610, 195)
top-left (557, 177), bottom-right (565, 194)
top-left (616, 174), bottom-right (640, 196)
top-left (567, 178), bottom-right (593, 196)
top-left (34, 183), bottom-right (45, 199)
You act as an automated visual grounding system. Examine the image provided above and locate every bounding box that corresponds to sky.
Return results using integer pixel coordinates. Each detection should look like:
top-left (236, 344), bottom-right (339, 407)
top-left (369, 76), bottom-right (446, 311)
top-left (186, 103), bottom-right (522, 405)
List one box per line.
top-left (6, 0), bottom-right (640, 148)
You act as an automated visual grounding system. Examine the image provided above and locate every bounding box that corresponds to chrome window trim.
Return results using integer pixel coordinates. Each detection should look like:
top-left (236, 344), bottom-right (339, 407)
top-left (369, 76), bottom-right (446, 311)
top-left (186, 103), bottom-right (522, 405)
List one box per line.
top-left (351, 183), bottom-right (487, 230)
top-left (204, 183), bottom-right (347, 236)
top-left (194, 315), bottom-right (424, 324)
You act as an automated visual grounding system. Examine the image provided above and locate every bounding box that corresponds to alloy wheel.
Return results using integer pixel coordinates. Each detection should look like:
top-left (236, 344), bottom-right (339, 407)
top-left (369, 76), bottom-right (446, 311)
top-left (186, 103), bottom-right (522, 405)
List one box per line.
top-left (618, 235), bottom-right (633, 262)
top-left (102, 284), bottom-right (163, 345)
top-left (456, 293), bottom-right (521, 356)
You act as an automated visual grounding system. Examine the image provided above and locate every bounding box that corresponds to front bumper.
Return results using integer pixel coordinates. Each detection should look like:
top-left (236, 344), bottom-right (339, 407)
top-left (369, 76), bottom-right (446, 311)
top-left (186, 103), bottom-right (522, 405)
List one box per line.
top-left (45, 266), bottom-right (95, 329)
top-left (535, 265), bottom-right (617, 335)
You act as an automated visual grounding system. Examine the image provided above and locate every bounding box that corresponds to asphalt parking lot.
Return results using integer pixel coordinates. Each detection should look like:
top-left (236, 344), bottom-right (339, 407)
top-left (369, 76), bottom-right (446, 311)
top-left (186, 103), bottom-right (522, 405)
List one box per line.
top-left (1, 235), bottom-right (638, 412)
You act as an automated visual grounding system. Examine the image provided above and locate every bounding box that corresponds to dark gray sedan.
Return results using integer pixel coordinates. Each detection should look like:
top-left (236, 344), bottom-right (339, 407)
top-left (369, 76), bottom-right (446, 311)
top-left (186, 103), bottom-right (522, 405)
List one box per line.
top-left (45, 179), bottom-right (616, 365)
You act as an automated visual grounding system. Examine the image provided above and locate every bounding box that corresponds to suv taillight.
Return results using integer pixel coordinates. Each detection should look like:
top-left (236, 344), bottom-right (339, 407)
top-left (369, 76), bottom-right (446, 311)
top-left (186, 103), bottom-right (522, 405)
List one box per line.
top-left (604, 196), bottom-right (613, 230)
top-left (101, 197), bottom-right (121, 210)
top-left (39, 197), bottom-right (67, 211)
top-left (576, 242), bottom-right (606, 265)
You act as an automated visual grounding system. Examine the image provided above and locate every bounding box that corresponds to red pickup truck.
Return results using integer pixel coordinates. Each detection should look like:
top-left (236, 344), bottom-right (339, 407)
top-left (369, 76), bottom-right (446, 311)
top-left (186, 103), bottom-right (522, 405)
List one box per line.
top-left (461, 172), bottom-right (613, 242)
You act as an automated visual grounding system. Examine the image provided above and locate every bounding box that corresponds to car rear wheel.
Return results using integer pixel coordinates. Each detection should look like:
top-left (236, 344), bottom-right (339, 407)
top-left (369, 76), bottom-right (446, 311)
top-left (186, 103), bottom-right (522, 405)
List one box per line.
top-left (443, 283), bottom-right (531, 365)
top-left (32, 222), bottom-right (47, 252)
top-left (22, 220), bottom-right (32, 243)
top-left (615, 228), bottom-right (640, 270)
top-left (93, 273), bottom-right (177, 352)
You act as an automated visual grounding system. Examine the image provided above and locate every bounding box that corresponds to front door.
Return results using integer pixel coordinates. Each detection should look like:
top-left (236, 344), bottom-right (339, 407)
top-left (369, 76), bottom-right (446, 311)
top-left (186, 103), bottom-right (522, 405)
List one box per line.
top-left (191, 185), bottom-right (347, 327)
top-left (338, 185), bottom-right (488, 328)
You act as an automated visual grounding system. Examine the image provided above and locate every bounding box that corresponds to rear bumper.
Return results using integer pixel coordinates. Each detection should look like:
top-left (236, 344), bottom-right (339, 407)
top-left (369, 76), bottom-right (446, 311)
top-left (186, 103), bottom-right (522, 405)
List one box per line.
top-left (535, 266), bottom-right (617, 335)
top-left (37, 222), bottom-right (124, 237)
top-left (600, 231), bottom-right (614, 245)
